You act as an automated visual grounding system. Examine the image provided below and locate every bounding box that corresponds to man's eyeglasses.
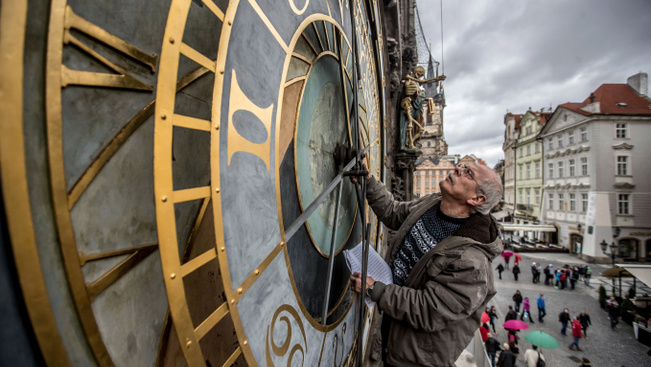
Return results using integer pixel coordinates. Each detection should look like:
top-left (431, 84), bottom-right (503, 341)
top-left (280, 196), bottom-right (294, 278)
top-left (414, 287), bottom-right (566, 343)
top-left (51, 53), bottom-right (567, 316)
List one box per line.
top-left (458, 164), bottom-right (484, 194)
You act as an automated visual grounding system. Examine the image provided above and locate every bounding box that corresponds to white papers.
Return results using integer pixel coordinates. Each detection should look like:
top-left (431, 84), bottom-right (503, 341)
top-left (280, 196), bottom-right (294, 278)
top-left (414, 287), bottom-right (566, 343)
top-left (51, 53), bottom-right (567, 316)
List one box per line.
top-left (343, 242), bottom-right (394, 307)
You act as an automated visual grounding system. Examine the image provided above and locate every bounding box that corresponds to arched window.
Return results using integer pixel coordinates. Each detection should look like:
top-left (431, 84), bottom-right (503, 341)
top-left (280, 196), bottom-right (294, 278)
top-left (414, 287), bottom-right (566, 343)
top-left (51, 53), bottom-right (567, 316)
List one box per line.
top-left (618, 238), bottom-right (639, 259)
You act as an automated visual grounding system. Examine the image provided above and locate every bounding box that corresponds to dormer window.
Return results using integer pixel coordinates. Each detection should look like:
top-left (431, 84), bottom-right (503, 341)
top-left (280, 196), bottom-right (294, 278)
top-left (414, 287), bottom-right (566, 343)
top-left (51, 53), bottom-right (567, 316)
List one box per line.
top-left (616, 102), bottom-right (628, 107)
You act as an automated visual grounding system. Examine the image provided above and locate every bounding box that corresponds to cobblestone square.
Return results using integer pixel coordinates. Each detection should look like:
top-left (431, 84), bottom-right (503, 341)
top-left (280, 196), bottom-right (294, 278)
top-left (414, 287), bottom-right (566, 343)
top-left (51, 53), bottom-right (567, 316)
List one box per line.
top-left (490, 252), bottom-right (650, 367)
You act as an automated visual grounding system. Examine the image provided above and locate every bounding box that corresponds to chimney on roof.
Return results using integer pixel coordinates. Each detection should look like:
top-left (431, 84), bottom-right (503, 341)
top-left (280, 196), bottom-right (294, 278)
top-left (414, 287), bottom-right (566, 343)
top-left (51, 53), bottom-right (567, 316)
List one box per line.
top-left (589, 93), bottom-right (595, 103)
top-left (627, 72), bottom-right (648, 96)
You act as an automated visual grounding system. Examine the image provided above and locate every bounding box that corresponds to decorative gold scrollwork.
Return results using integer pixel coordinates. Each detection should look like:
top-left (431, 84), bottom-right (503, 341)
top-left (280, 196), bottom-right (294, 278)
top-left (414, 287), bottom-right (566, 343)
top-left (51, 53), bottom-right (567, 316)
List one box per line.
top-left (266, 304), bottom-right (307, 366)
top-left (332, 322), bottom-right (347, 367)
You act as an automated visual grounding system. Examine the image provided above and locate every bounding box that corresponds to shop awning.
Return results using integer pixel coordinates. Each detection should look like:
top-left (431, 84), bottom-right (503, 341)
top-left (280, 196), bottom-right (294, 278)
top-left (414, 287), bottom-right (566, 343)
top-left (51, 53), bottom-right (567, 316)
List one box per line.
top-left (602, 264), bottom-right (651, 286)
top-left (498, 224), bottom-right (557, 232)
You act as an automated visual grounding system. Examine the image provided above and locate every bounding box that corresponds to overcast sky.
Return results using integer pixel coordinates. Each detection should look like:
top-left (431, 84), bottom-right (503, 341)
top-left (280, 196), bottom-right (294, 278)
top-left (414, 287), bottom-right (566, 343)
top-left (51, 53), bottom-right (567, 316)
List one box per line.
top-left (416, 0), bottom-right (651, 167)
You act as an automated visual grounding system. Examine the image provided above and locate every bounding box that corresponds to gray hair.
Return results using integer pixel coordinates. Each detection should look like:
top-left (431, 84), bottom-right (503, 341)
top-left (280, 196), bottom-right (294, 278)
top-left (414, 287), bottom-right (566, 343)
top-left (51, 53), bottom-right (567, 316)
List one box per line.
top-left (474, 170), bottom-right (503, 215)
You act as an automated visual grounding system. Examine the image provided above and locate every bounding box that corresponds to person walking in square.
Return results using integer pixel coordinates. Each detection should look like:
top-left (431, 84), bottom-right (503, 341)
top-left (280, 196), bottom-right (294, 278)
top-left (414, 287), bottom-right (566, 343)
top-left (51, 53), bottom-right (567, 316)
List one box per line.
top-left (485, 333), bottom-right (501, 367)
top-left (496, 343), bottom-right (516, 367)
top-left (520, 297), bottom-right (535, 323)
top-left (512, 290), bottom-right (523, 313)
top-left (537, 293), bottom-right (546, 322)
top-left (489, 305), bottom-right (499, 333)
top-left (607, 298), bottom-right (620, 329)
top-left (579, 311), bottom-right (592, 339)
top-left (569, 316), bottom-right (583, 351)
top-left (584, 266), bottom-right (592, 286)
top-left (505, 305), bottom-right (517, 321)
top-left (559, 308), bottom-right (571, 335)
top-left (512, 263), bottom-right (520, 281)
top-left (496, 262), bottom-right (505, 280)
top-left (524, 345), bottom-right (545, 367)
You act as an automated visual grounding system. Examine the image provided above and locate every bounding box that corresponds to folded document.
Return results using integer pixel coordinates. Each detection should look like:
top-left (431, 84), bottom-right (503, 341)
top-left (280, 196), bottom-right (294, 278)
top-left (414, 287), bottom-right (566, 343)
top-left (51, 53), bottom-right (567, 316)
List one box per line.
top-left (343, 242), bottom-right (394, 307)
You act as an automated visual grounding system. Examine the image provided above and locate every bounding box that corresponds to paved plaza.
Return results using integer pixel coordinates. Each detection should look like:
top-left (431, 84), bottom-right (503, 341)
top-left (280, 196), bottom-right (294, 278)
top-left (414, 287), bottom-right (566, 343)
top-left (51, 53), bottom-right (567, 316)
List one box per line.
top-left (490, 251), bottom-right (651, 367)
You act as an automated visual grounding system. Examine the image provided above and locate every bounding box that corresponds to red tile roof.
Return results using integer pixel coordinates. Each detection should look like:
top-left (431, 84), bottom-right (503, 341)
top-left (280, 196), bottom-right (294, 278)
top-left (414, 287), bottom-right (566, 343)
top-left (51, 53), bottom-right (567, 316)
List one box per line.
top-left (561, 84), bottom-right (651, 116)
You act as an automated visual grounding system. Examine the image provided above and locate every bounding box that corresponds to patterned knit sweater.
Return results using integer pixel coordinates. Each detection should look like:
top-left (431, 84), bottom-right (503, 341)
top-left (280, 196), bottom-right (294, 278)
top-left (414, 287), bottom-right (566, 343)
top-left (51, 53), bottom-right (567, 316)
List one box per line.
top-left (392, 204), bottom-right (468, 286)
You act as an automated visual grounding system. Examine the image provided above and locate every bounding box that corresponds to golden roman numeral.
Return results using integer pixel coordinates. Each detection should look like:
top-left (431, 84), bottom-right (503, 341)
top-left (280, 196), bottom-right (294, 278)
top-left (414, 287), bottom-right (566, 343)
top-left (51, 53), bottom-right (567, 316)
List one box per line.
top-left (227, 69), bottom-right (273, 171)
top-left (61, 5), bottom-right (158, 91)
top-left (80, 243), bottom-right (158, 302)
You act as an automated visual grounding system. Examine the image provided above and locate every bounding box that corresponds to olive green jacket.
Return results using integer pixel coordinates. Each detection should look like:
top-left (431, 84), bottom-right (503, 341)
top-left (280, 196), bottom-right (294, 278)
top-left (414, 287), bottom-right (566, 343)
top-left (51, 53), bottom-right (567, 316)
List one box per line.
top-left (365, 177), bottom-right (502, 367)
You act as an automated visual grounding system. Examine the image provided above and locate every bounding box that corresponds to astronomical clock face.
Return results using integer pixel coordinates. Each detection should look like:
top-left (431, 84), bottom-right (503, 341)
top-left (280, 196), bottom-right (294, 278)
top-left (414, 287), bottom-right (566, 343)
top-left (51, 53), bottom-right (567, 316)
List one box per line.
top-left (1, 0), bottom-right (385, 366)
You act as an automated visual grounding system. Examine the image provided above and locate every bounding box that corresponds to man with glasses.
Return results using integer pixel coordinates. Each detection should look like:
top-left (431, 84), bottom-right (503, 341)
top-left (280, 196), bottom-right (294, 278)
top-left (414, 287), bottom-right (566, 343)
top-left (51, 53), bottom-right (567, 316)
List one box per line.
top-left (351, 162), bottom-right (503, 367)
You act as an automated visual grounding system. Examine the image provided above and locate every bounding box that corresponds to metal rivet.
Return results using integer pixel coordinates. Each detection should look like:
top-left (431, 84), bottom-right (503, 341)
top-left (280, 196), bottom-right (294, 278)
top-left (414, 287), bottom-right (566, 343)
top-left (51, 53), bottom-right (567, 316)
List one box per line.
top-left (215, 188), bottom-right (220, 193)
top-left (237, 288), bottom-right (243, 294)
top-left (280, 241), bottom-right (285, 247)
top-left (231, 299), bottom-right (235, 304)
top-left (161, 115), bottom-right (167, 120)
top-left (220, 247), bottom-right (225, 252)
top-left (186, 341), bottom-right (192, 348)
top-left (170, 273), bottom-right (176, 279)
top-left (254, 269), bottom-right (260, 275)
top-left (169, 37), bottom-right (175, 44)
top-left (215, 125), bottom-right (220, 130)
top-left (220, 70), bottom-right (224, 75)
top-left (161, 196), bottom-right (168, 202)
top-left (243, 340), bottom-right (248, 346)
top-left (228, 20), bottom-right (232, 26)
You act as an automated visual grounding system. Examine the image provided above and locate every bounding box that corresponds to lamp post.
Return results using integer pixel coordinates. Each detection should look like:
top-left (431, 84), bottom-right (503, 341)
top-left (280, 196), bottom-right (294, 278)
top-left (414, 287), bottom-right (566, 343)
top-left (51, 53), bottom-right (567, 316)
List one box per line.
top-left (600, 238), bottom-right (621, 298)
top-left (600, 240), bottom-right (617, 267)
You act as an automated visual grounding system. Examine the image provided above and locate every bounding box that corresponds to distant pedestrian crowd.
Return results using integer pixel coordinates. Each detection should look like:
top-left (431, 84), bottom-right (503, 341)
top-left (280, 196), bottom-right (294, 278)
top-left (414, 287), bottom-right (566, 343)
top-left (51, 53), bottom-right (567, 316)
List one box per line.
top-left (485, 251), bottom-right (612, 367)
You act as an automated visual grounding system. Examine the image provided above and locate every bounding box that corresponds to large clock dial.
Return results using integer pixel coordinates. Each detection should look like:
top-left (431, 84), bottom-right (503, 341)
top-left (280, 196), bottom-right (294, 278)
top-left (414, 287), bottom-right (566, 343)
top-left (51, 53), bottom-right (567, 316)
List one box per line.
top-left (1, 0), bottom-right (385, 366)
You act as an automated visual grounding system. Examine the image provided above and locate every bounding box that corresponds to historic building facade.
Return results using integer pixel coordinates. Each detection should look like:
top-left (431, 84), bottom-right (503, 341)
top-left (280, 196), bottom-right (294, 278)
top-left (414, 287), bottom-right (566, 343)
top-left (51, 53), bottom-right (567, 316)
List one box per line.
top-left (513, 110), bottom-right (549, 236)
top-left (502, 112), bottom-right (521, 221)
top-left (540, 73), bottom-right (651, 262)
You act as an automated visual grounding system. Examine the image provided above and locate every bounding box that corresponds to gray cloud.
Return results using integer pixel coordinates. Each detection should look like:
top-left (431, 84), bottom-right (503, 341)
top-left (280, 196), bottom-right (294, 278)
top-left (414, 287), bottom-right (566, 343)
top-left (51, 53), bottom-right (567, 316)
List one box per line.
top-left (417, 0), bottom-right (651, 167)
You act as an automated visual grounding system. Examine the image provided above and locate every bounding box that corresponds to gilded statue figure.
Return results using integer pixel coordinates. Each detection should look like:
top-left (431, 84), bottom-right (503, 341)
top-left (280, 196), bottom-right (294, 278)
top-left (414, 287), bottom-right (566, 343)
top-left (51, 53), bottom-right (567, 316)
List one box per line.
top-left (399, 66), bottom-right (446, 152)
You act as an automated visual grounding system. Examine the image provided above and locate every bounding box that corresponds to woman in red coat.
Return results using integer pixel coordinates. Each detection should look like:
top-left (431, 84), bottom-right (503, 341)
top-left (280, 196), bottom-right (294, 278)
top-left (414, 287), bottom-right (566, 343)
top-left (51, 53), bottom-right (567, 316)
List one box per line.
top-left (569, 316), bottom-right (583, 351)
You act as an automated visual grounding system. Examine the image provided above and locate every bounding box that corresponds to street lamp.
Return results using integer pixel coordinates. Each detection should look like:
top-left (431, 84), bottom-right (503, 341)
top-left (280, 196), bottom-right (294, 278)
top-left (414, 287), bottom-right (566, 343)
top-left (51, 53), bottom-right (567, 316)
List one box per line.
top-left (600, 240), bottom-right (617, 266)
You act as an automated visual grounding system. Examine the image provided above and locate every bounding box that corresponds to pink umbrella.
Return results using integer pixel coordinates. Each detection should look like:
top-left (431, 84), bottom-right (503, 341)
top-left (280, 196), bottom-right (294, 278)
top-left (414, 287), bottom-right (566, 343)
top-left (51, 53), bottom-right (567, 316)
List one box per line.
top-left (482, 312), bottom-right (490, 323)
top-left (503, 320), bottom-right (529, 330)
top-left (502, 251), bottom-right (514, 257)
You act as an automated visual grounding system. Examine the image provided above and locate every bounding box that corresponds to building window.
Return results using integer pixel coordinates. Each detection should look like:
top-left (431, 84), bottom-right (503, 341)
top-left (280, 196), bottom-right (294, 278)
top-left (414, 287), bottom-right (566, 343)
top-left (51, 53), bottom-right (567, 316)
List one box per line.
top-left (569, 193), bottom-right (576, 211)
top-left (535, 162), bottom-right (540, 178)
top-left (616, 123), bottom-right (627, 138)
top-left (617, 156), bottom-right (628, 176)
top-left (535, 142), bottom-right (540, 153)
top-left (535, 190), bottom-right (540, 205)
top-left (549, 194), bottom-right (554, 210)
top-left (519, 165), bottom-right (523, 180)
top-left (519, 148), bottom-right (523, 158)
top-left (526, 126), bottom-right (532, 135)
top-left (526, 145), bottom-right (531, 156)
top-left (569, 159), bottom-right (575, 177)
top-left (582, 193), bottom-right (588, 213)
top-left (618, 194), bottom-right (630, 214)
top-left (558, 161), bottom-right (564, 178)
top-left (557, 135), bottom-right (563, 148)
top-left (526, 164), bottom-right (531, 179)
top-left (548, 163), bottom-right (553, 178)
top-left (580, 126), bottom-right (587, 142)
top-left (558, 193), bottom-right (564, 211)
top-left (526, 189), bottom-right (531, 205)
top-left (519, 189), bottom-right (523, 203)
top-left (416, 179), bottom-right (421, 185)
top-left (548, 138), bottom-right (553, 150)
top-left (568, 130), bottom-right (575, 145)
top-left (580, 157), bottom-right (588, 175)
